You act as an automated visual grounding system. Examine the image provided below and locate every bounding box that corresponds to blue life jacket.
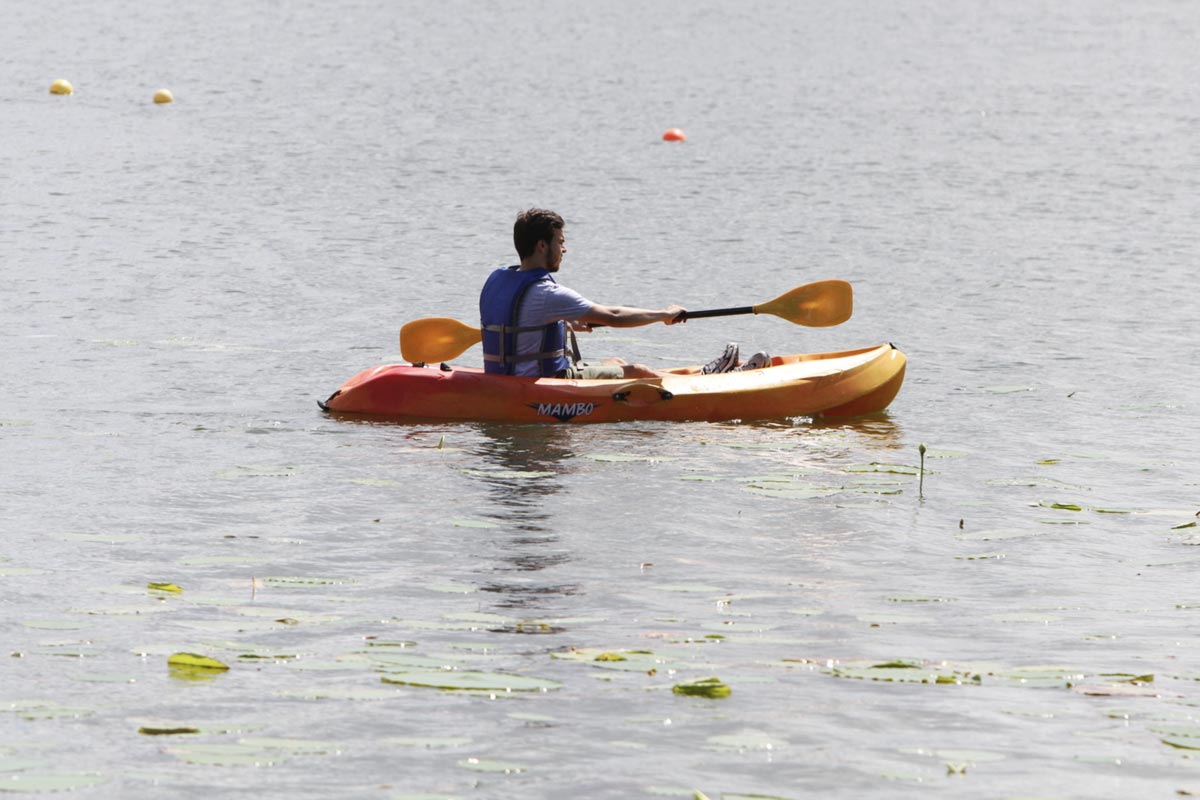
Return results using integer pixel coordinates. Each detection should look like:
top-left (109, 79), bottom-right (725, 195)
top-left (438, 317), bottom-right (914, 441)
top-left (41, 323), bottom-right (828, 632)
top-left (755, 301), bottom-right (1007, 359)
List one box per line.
top-left (479, 266), bottom-right (571, 376)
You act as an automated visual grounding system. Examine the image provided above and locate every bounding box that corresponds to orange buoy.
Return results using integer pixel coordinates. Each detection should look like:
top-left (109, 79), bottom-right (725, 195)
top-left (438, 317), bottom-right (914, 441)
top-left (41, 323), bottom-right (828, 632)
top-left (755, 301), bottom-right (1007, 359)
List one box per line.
top-left (662, 128), bottom-right (687, 142)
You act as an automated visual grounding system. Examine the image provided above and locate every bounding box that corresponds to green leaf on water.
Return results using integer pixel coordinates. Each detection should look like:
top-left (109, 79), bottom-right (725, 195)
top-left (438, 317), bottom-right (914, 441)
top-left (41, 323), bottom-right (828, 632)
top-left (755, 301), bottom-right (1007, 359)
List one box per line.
top-left (368, 652), bottom-right (467, 670)
top-left (1162, 738), bottom-right (1200, 751)
top-left (955, 552), bottom-right (1005, 560)
top-left (148, 582), bottom-right (183, 593)
top-left (385, 736), bottom-right (473, 749)
top-left (380, 671), bottom-right (561, 692)
top-left (705, 730), bottom-right (787, 751)
top-left (1042, 502), bottom-right (1082, 511)
top-left (594, 652), bottom-right (627, 662)
top-left (956, 528), bottom-right (1047, 541)
top-left (0, 702), bottom-right (95, 721)
top-left (923, 449), bottom-right (969, 459)
top-left (164, 743), bottom-right (287, 767)
top-left (845, 463), bottom-right (920, 475)
top-left (261, 576), bottom-right (356, 586)
top-left (239, 738), bottom-right (342, 754)
top-left (167, 653), bottom-right (230, 671)
top-left (0, 756), bottom-right (42, 773)
top-left (450, 519), bottom-right (499, 529)
top-left (742, 485), bottom-right (843, 500)
top-left (457, 758), bottom-right (525, 773)
top-left (0, 567), bottom-right (50, 577)
top-left (0, 773), bottom-right (110, 792)
top-left (672, 678), bottom-right (731, 698)
top-left (138, 726), bottom-right (200, 736)
top-left (21, 620), bottom-right (85, 630)
top-left (276, 686), bottom-right (406, 701)
top-left (461, 468), bottom-right (556, 479)
top-left (1173, 522), bottom-right (1198, 530)
top-left (427, 582), bottom-right (478, 593)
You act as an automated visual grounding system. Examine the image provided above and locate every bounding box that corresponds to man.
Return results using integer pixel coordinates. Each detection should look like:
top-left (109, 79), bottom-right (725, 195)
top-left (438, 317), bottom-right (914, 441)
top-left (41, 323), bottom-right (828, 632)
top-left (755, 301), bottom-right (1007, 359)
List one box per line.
top-left (480, 208), bottom-right (744, 379)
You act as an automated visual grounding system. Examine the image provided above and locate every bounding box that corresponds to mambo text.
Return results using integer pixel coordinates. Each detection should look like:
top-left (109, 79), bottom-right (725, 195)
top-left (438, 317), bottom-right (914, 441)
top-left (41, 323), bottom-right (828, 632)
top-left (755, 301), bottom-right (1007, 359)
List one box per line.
top-left (528, 401), bottom-right (597, 422)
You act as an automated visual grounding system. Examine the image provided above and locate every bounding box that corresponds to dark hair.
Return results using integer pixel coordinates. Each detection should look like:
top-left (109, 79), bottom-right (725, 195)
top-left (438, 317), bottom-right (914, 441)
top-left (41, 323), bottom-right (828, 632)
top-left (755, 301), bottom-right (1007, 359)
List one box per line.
top-left (513, 208), bottom-right (564, 259)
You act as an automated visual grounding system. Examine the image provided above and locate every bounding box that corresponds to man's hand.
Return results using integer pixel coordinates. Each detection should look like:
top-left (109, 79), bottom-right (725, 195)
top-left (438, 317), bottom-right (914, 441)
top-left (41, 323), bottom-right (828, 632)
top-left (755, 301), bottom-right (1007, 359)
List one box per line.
top-left (664, 305), bottom-right (687, 325)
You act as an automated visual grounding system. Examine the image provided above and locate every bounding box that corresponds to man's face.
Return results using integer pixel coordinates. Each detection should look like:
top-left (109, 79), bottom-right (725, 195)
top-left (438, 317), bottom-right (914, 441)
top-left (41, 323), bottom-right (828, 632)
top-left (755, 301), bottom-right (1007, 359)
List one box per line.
top-left (544, 229), bottom-right (566, 272)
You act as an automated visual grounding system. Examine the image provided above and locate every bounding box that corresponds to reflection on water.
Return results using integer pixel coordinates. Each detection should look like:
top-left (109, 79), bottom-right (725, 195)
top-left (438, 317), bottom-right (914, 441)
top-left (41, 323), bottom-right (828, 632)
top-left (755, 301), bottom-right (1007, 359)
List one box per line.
top-left (810, 411), bottom-right (906, 451)
top-left (466, 424), bottom-right (581, 618)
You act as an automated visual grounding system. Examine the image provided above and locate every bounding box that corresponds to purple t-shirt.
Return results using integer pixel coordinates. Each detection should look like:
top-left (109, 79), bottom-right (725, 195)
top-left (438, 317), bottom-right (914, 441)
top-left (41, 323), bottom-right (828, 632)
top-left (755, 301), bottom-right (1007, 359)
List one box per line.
top-left (513, 281), bottom-right (593, 377)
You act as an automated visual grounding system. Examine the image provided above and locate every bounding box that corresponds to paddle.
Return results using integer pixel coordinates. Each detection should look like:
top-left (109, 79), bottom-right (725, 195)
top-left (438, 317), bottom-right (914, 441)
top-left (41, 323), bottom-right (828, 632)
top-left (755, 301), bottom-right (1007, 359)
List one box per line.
top-left (399, 279), bottom-right (852, 364)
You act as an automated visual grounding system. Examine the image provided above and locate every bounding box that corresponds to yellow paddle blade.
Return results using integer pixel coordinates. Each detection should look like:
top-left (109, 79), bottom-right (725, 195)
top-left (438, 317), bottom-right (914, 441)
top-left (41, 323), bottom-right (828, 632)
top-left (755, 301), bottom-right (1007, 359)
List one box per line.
top-left (752, 279), bottom-right (852, 326)
top-left (400, 317), bottom-right (482, 363)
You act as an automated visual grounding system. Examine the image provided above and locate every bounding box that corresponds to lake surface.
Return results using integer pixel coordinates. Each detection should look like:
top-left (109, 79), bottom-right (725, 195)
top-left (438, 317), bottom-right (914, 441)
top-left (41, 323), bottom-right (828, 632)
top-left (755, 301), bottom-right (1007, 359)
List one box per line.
top-left (3, 1), bottom-right (1199, 797)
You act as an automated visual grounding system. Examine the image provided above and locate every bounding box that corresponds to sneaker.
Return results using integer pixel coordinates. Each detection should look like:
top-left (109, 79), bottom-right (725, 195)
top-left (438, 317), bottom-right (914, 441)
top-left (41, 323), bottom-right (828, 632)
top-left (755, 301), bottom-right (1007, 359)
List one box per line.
top-left (735, 351), bottom-right (771, 371)
top-left (701, 343), bottom-right (739, 375)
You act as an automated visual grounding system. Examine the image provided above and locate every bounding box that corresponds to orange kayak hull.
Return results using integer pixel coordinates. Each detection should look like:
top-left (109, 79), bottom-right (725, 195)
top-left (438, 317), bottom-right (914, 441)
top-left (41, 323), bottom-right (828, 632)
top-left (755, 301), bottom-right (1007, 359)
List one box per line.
top-left (321, 343), bottom-right (906, 424)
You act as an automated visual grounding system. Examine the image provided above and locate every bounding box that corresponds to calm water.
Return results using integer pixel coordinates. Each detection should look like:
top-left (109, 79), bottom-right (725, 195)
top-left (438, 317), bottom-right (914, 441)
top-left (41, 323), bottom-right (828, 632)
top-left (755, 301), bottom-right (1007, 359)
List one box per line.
top-left (3, 1), bottom-right (1199, 797)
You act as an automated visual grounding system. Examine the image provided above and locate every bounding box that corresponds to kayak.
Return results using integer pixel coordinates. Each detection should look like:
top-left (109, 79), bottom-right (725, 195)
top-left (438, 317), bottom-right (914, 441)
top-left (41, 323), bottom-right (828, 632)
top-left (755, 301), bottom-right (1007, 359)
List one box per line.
top-left (319, 343), bottom-right (905, 424)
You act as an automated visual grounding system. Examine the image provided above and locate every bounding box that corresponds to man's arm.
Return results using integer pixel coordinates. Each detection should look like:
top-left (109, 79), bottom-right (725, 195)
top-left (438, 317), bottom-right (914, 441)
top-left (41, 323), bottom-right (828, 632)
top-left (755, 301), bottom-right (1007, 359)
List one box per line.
top-left (578, 304), bottom-right (686, 328)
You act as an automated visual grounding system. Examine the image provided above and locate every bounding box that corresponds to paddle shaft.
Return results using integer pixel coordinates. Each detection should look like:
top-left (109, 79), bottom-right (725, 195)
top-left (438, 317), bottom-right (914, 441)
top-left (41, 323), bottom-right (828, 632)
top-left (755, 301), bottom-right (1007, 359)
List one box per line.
top-left (679, 306), bottom-right (754, 321)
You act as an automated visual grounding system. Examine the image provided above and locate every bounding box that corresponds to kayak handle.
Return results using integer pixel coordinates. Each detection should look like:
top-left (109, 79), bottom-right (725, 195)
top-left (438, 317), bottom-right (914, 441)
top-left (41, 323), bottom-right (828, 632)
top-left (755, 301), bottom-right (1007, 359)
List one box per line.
top-left (613, 385), bottom-right (674, 405)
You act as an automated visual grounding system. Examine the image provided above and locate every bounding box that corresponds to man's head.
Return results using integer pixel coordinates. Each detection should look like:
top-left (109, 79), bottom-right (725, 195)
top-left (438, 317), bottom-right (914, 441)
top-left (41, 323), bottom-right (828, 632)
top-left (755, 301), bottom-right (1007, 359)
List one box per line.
top-left (514, 208), bottom-right (566, 271)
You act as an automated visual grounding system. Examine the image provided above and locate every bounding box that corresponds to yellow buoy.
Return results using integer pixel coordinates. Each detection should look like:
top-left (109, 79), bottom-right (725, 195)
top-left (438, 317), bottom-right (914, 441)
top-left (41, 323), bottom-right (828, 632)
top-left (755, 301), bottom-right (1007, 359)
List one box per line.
top-left (153, 88), bottom-right (174, 104)
top-left (49, 79), bottom-right (74, 95)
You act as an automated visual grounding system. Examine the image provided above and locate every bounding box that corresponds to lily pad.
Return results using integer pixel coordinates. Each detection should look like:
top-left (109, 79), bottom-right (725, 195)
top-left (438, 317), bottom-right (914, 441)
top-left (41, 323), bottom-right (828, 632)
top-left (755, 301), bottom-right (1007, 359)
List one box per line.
top-left (981, 385), bottom-right (1033, 394)
top-left (956, 529), bottom-right (1047, 542)
top-left (672, 678), bottom-right (731, 698)
top-left (0, 773), bottom-right (109, 792)
top-left (845, 463), bottom-right (920, 475)
top-left (168, 653), bottom-right (230, 671)
top-left (706, 730), bottom-right (787, 751)
top-left (386, 736), bottom-right (472, 749)
top-left (216, 465), bottom-right (298, 479)
top-left (457, 758), bottom-right (525, 773)
top-left (380, 671), bottom-right (561, 692)
top-left (742, 485), bottom-right (843, 500)
top-left (1, 702), bottom-right (95, 721)
top-left (427, 582), bottom-right (478, 594)
top-left (0, 568), bottom-right (49, 578)
top-left (276, 687), bottom-right (406, 701)
top-left (461, 468), bottom-right (555, 479)
top-left (238, 738), bottom-right (342, 754)
top-left (261, 576), bottom-right (356, 586)
top-left (164, 743), bottom-right (287, 767)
